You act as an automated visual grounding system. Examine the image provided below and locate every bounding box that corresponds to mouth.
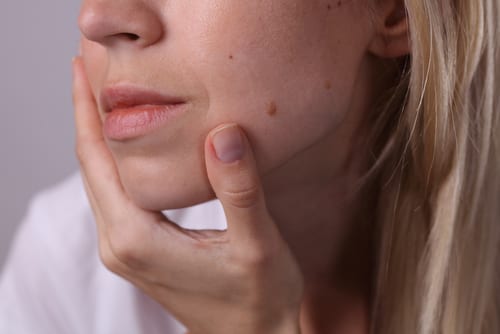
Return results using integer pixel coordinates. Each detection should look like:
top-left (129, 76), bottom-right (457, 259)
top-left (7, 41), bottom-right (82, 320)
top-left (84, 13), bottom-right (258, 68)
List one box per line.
top-left (100, 84), bottom-right (188, 140)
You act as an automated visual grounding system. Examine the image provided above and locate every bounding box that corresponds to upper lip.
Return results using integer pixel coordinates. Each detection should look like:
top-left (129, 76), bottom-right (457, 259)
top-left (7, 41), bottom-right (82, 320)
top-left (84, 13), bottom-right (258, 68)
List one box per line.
top-left (101, 84), bottom-right (186, 113)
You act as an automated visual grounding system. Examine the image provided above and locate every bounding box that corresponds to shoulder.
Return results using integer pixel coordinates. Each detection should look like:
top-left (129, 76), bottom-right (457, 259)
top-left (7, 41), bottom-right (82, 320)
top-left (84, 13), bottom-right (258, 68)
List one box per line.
top-left (13, 172), bottom-right (98, 265)
top-left (0, 172), bottom-right (190, 334)
top-left (0, 172), bottom-right (100, 333)
top-left (27, 171), bottom-right (91, 228)
top-left (3, 171), bottom-right (95, 265)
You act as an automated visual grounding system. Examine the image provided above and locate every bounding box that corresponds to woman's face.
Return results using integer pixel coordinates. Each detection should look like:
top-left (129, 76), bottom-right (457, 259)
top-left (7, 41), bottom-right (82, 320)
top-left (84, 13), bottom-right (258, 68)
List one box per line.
top-left (79, 0), bottom-right (375, 210)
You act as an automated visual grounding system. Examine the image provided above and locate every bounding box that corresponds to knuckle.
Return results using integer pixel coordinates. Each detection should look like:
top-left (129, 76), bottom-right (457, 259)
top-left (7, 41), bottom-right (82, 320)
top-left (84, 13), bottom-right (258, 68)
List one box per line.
top-left (99, 243), bottom-right (123, 274)
top-left (227, 248), bottom-right (278, 307)
top-left (107, 227), bottom-right (149, 271)
top-left (231, 247), bottom-right (275, 279)
top-left (222, 183), bottom-right (261, 209)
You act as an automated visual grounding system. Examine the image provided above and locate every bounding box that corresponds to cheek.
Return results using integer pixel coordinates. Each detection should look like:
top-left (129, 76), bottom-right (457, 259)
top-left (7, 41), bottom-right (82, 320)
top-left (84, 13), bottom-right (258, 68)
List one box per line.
top-left (199, 68), bottom-right (352, 178)
top-left (183, 5), bottom-right (360, 174)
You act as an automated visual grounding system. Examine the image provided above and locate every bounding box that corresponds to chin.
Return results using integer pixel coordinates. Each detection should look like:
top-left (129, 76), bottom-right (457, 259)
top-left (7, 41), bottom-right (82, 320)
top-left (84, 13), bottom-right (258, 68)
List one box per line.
top-left (115, 156), bottom-right (215, 211)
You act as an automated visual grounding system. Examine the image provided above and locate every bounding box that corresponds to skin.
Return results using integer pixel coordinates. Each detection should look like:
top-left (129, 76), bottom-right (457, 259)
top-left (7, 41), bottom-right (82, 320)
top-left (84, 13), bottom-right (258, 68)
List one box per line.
top-left (76, 0), bottom-right (409, 332)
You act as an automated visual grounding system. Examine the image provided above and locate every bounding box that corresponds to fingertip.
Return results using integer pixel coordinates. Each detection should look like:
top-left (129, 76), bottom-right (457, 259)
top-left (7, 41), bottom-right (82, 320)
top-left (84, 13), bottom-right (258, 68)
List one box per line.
top-left (209, 124), bottom-right (245, 164)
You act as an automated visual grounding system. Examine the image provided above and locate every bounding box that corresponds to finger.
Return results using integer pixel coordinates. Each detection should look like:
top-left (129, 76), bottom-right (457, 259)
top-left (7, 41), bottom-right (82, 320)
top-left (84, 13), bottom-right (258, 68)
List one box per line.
top-left (73, 56), bottom-right (131, 217)
top-left (204, 124), bottom-right (279, 244)
top-left (72, 57), bottom-right (161, 223)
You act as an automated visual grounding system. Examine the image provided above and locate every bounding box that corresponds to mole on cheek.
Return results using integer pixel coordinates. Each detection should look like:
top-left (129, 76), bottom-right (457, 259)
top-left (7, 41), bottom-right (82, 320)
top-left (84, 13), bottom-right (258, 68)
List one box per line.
top-left (325, 80), bottom-right (332, 90)
top-left (228, 54), bottom-right (234, 60)
top-left (267, 101), bottom-right (278, 116)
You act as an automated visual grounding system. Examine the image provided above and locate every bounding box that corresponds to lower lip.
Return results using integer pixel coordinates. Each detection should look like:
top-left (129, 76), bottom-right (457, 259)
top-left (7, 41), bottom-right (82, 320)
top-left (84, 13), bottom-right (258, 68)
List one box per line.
top-left (103, 103), bottom-right (187, 140)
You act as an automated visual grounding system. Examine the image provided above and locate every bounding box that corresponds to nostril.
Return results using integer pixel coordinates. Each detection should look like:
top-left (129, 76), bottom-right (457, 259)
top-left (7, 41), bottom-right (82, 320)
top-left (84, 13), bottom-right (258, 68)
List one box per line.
top-left (122, 33), bottom-right (140, 41)
top-left (111, 33), bottom-right (140, 41)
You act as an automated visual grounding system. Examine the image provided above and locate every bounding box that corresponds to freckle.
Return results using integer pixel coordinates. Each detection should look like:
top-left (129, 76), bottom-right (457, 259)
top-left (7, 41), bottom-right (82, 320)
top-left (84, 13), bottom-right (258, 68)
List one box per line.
top-left (337, 1), bottom-right (342, 7)
top-left (267, 101), bottom-right (277, 116)
top-left (327, 4), bottom-right (332, 10)
top-left (325, 80), bottom-right (332, 90)
top-left (228, 54), bottom-right (234, 60)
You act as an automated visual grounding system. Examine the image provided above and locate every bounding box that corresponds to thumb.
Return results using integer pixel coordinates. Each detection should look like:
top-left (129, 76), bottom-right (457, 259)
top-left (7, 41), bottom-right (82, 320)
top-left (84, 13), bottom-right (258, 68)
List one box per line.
top-left (205, 123), bottom-right (276, 242)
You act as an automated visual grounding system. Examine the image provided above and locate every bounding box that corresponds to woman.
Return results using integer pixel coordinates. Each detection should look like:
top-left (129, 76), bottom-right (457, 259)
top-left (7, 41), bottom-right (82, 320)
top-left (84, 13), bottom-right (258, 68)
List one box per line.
top-left (1, 0), bottom-right (498, 333)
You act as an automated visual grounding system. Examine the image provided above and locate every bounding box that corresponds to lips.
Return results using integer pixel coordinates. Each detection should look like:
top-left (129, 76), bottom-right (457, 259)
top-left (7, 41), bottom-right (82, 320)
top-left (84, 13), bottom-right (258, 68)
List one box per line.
top-left (100, 84), bottom-right (188, 140)
top-left (101, 85), bottom-right (186, 113)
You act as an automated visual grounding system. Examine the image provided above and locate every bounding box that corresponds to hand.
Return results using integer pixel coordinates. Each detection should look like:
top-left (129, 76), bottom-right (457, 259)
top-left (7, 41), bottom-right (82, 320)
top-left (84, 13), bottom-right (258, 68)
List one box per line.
top-left (72, 57), bottom-right (304, 334)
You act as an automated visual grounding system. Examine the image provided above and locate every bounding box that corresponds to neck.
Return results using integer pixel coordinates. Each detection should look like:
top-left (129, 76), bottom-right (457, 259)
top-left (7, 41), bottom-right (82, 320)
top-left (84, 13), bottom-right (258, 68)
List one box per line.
top-left (258, 54), bottom-right (390, 332)
top-left (262, 128), bottom-right (378, 332)
top-left (262, 128), bottom-right (377, 287)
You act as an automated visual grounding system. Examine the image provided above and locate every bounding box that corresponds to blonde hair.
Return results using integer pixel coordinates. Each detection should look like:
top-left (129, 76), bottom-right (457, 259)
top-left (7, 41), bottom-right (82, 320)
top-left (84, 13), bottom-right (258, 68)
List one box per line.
top-left (367, 0), bottom-right (500, 333)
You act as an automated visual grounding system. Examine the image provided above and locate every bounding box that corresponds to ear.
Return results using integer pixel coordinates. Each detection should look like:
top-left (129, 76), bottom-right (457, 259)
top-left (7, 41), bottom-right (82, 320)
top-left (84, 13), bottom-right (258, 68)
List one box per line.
top-left (368, 0), bottom-right (410, 58)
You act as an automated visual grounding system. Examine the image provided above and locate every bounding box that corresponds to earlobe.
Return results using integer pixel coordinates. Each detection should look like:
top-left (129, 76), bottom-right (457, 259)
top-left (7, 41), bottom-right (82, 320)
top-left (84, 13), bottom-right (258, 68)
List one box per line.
top-left (368, 1), bottom-right (411, 59)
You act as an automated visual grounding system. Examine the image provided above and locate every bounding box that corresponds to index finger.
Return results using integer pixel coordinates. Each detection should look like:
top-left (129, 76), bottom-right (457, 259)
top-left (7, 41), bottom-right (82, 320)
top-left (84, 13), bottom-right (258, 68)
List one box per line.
top-left (72, 57), bottom-right (220, 271)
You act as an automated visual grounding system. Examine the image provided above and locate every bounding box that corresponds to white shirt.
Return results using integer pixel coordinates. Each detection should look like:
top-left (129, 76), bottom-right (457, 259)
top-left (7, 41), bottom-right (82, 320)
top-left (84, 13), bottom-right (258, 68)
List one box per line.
top-left (0, 172), bottom-right (227, 334)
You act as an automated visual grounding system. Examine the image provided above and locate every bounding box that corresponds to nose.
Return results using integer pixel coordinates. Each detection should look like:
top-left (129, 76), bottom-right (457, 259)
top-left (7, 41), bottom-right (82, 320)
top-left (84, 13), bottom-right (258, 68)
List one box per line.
top-left (78, 0), bottom-right (164, 48)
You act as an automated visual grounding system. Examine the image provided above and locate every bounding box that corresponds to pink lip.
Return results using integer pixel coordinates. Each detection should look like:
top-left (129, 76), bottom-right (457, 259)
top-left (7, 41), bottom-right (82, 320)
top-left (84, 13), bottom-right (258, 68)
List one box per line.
top-left (101, 85), bottom-right (187, 140)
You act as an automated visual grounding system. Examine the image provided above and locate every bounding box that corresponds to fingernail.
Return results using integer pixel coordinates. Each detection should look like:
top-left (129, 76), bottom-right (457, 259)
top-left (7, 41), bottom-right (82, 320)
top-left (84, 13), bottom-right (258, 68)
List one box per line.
top-left (212, 124), bottom-right (245, 163)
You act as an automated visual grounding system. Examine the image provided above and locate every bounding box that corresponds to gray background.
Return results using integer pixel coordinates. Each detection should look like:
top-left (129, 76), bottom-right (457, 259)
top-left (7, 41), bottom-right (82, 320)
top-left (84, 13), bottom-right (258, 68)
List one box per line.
top-left (0, 2), bottom-right (81, 270)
